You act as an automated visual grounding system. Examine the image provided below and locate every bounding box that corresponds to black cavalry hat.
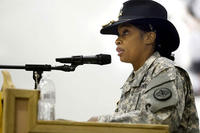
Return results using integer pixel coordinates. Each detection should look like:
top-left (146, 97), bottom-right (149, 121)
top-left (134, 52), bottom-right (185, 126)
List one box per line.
top-left (101, 0), bottom-right (180, 52)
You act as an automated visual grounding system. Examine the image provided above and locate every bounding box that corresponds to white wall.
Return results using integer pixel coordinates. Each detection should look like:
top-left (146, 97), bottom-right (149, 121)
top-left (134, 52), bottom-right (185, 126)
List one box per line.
top-left (0, 0), bottom-right (131, 121)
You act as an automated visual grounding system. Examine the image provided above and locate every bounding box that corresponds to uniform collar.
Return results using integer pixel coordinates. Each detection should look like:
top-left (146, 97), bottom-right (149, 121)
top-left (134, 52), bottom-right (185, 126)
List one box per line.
top-left (130, 52), bottom-right (160, 87)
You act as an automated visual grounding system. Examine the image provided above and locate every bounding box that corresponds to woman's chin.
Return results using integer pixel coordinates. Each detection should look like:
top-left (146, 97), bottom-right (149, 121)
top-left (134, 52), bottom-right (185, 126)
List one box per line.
top-left (119, 57), bottom-right (129, 63)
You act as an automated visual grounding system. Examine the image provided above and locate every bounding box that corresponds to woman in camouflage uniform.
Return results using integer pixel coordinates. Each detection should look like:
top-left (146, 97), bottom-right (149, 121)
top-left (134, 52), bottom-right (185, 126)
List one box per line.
top-left (89, 0), bottom-right (199, 132)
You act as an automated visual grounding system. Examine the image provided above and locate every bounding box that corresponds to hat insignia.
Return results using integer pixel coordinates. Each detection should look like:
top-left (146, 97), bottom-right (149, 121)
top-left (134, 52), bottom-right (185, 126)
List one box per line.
top-left (102, 20), bottom-right (116, 28)
top-left (118, 8), bottom-right (123, 18)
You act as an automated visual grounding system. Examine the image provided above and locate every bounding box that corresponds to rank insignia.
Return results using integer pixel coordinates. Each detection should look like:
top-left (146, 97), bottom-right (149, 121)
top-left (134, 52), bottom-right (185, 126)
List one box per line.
top-left (153, 88), bottom-right (172, 101)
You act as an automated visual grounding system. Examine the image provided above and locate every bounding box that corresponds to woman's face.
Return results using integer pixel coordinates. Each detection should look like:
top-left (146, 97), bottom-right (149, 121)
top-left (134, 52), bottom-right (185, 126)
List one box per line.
top-left (116, 23), bottom-right (153, 69)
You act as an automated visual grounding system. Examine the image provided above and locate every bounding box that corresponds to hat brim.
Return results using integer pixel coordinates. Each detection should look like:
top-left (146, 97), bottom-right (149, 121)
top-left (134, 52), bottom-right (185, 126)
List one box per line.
top-left (100, 18), bottom-right (180, 52)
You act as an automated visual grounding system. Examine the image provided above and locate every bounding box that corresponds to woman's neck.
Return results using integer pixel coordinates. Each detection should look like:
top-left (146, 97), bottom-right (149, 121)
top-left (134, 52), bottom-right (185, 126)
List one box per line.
top-left (132, 50), bottom-right (154, 71)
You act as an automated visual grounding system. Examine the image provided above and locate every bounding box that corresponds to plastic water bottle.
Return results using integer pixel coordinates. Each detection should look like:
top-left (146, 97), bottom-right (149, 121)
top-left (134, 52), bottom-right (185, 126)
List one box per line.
top-left (37, 74), bottom-right (56, 120)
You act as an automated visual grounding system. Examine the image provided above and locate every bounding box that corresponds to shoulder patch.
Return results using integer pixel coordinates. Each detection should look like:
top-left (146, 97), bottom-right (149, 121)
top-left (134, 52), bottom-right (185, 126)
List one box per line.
top-left (153, 88), bottom-right (172, 101)
top-left (145, 70), bottom-right (178, 113)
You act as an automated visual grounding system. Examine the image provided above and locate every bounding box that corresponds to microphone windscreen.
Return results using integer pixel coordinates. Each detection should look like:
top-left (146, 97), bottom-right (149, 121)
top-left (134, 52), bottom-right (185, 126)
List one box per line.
top-left (97, 54), bottom-right (111, 65)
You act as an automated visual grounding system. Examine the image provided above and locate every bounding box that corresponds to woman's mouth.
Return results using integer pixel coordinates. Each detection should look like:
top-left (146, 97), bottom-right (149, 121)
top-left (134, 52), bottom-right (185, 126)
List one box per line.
top-left (116, 47), bottom-right (125, 56)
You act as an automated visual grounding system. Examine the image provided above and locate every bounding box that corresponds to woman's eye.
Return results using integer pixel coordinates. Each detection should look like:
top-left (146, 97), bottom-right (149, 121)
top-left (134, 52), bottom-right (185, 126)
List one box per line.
top-left (117, 29), bottom-right (130, 37)
top-left (122, 30), bottom-right (129, 36)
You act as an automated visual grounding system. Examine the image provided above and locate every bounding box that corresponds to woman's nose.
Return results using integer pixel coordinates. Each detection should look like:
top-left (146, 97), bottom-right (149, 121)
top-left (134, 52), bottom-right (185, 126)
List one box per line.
top-left (115, 38), bottom-right (121, 45)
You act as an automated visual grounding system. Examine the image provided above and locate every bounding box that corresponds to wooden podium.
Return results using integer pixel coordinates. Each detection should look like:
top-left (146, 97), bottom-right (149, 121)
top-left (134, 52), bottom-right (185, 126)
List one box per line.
top-left (2, 88), bottom-right (169, 133)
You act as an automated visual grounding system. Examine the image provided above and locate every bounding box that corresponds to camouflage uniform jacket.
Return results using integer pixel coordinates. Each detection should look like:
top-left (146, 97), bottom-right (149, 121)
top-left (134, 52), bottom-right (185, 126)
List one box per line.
top-left (98, 52), bottom-right (199, 133)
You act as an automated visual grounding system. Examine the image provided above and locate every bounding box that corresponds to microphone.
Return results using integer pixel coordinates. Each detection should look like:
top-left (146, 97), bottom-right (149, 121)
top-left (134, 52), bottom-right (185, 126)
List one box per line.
top-left (55, 54), bottom-right (111, 65)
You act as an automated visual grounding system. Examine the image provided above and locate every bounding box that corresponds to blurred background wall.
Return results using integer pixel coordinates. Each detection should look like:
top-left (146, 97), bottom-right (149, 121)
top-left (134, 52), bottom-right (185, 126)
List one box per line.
top-left (0, 0), bottom-right (199, 122)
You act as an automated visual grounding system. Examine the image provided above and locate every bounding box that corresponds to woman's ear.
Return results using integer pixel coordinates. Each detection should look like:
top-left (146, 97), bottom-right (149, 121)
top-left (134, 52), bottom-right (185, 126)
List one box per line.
top-left (144, 32), bottom-right (156, 45)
